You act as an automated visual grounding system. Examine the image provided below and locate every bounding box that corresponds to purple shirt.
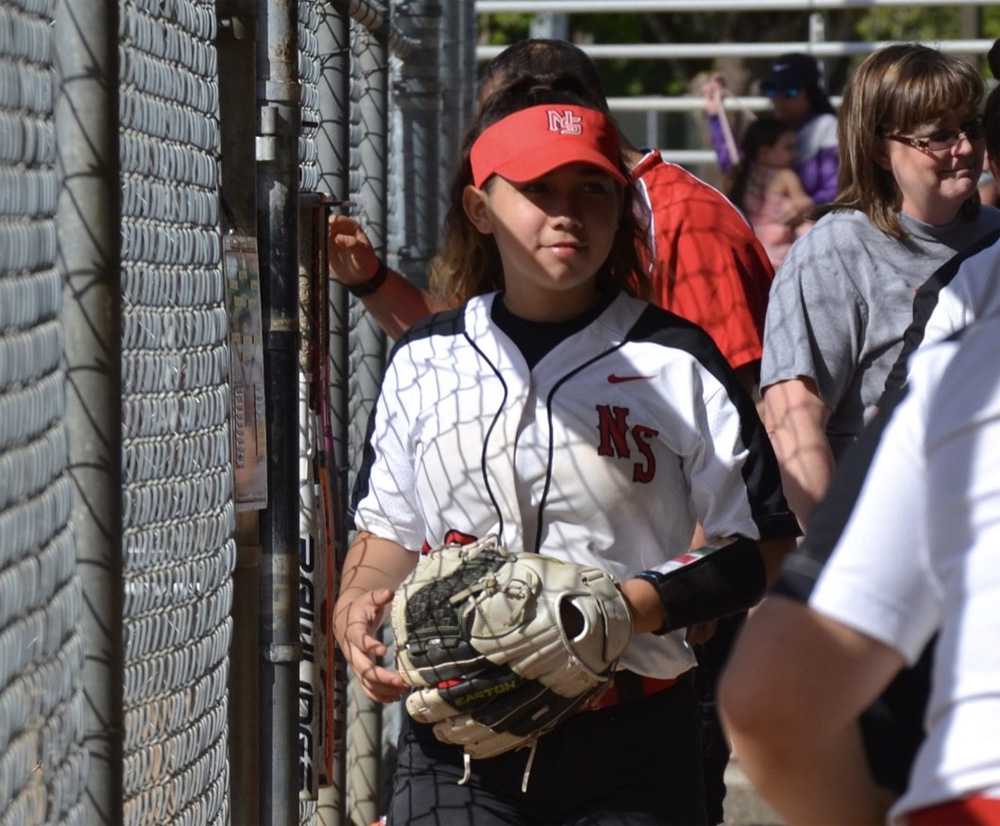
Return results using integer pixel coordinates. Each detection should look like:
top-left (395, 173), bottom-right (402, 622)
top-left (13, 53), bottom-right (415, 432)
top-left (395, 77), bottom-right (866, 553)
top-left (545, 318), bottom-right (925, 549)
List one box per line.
top-left (709, 111), bottom-right (839, 204)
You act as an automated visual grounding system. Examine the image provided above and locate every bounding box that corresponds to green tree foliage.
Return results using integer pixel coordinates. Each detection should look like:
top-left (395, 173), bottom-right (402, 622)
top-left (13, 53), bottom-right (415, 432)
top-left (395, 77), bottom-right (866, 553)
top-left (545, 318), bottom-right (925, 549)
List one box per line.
top-left (478, 12), bottom-right (531, 45)
top-left (855, 6), bottom-right (961, 41)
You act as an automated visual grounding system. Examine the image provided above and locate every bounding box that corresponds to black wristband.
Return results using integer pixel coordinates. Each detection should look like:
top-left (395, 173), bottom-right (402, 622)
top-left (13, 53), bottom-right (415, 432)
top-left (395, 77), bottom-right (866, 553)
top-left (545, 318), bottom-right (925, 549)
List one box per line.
top-left (346, 258), bottom-right (388, 297)
top-left (635, 537), bottom-right (766, 634)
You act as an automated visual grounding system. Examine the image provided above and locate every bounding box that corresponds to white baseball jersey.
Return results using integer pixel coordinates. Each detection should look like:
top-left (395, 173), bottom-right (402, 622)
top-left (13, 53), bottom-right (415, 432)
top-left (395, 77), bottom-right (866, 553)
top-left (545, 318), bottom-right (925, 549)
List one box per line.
top-left (884, 230), bottom-right (1000, 395)
top-left (920, 233), bottom-right (1000, 346)
top-left (810, 317), bottom-right (1000, 821)
top-left (353, 291), bottom-right (797, 679)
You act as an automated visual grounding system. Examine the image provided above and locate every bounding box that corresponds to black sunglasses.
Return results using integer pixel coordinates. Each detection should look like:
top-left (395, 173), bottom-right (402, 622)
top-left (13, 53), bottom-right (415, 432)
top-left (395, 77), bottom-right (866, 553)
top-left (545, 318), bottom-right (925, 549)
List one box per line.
top-left (763, 84), bottom-right (801, 100)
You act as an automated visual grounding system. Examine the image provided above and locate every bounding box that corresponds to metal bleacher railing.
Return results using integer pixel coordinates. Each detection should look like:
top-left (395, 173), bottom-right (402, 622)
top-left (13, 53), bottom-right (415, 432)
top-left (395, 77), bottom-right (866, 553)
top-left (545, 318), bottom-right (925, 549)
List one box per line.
top-left (476, 0), bottom-right (995, 166)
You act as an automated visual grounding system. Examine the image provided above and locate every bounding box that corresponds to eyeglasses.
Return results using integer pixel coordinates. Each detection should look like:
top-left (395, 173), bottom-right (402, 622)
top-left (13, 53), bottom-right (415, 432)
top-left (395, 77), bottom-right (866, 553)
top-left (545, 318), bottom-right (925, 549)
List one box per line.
top-left (763, 85), bottom-right (801, 100)
top-left (886, 118), bottom-right (986, 153)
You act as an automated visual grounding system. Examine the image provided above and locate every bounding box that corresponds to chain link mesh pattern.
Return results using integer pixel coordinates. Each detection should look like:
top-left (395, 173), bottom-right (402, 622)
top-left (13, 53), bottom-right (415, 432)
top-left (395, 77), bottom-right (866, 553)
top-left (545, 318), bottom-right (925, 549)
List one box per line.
top-left (118, 0), bottom-right (232, 822)
top-left (0, 1), bottom-right (88, 823)
top-left (300, 0), bottom-right (321, 193)
top-left (344, 18), bottom-right (389, 825)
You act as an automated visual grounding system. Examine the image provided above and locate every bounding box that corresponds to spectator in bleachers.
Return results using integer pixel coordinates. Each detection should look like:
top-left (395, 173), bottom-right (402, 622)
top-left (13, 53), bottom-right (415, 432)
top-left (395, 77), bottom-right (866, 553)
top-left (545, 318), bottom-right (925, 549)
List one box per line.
top-left (704, 52), bottom-right (839, 205)
top-left (727, 116), bottom-right (815, 268)
top-left (760, 43), bottom-right (1000, 531)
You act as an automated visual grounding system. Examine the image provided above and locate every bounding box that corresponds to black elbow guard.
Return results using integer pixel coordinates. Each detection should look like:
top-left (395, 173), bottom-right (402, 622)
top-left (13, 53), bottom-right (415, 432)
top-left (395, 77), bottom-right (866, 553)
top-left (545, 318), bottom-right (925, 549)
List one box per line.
top-left (636, 537), bottom-right (766, 633)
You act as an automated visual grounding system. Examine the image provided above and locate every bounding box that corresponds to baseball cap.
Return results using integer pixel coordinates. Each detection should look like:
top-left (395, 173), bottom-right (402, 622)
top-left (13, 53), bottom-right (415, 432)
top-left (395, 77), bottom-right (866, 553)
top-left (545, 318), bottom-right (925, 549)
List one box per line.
top-left (470, 104), bottom-right (627, 189)
top-left (762, 53), bottom-right (820, 93)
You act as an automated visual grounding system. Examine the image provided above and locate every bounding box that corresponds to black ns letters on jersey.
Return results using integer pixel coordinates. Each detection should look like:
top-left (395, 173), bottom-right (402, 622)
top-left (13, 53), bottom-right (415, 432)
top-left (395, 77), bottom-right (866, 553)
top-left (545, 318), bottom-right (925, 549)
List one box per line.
top-left (595, 405), bottom-right (659, 483)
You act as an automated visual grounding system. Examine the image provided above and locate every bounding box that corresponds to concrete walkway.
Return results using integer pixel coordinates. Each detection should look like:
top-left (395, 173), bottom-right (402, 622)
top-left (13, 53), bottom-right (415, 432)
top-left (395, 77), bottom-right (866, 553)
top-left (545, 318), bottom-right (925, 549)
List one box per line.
top-left (723, 759), bottom-right (784, 826)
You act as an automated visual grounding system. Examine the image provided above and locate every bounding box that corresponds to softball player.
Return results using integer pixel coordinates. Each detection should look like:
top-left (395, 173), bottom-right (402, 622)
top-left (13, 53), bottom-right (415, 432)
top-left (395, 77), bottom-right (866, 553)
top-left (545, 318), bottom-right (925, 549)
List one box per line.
top-left (330, 41), bottom-right (778, 824)
top-left (333, 80), bottom-right (797, 826)
top-left (722, 314), bottom-right (1000, 826)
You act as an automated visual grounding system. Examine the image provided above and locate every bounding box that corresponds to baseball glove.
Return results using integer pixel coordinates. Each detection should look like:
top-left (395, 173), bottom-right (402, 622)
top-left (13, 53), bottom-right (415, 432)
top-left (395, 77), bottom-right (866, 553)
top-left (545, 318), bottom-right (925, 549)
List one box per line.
top-left (390, 535), bottom-right (633, 761)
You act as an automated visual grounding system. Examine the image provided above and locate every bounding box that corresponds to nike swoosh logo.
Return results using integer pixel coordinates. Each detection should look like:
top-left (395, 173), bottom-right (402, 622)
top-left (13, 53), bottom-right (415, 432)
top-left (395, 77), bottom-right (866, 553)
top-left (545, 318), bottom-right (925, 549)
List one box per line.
top-left (607, 374), bottom-right (656, 384)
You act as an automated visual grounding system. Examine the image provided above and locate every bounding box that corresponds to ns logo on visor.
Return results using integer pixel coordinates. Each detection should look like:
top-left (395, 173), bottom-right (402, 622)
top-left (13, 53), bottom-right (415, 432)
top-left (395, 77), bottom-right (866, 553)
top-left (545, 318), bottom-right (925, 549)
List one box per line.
top-left (546, 109), bottom-right (583, 136)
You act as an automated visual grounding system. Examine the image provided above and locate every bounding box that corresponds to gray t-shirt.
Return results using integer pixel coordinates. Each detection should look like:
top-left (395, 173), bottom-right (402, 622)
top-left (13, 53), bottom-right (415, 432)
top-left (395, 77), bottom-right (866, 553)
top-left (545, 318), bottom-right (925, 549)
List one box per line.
top-left (761, 206), bottom-right (1000, 457)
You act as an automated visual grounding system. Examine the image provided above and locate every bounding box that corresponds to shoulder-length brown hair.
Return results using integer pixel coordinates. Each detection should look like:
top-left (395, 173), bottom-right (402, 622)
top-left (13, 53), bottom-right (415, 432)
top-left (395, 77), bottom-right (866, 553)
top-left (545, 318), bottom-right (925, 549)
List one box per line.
top-left (430, 77), bottom-right (649, 306)
top-left (832, 44), bottom-right (985, 239)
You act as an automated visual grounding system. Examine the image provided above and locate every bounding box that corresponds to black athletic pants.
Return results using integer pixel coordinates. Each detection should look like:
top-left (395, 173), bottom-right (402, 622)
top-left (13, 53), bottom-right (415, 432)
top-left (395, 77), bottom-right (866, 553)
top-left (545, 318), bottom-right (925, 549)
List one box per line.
top-left (387, 670), bottom-right (707, 826)
top-left (693, 613), bottom-right (746, 826)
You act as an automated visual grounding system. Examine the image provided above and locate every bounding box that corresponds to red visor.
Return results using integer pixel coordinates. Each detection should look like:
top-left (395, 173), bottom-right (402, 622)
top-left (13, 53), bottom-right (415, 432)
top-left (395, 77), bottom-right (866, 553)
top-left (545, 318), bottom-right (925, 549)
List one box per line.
top-left (470, 104), bottom-right (627, 189)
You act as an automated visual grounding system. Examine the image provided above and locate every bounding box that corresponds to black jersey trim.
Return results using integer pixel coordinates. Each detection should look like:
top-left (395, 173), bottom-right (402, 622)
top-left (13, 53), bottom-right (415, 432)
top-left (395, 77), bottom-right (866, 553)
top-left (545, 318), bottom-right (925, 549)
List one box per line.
top-left (393, 305), bottom-right (467, 349)
top-left (349, 308), bottom-right (467, 527)
top-left (882, 227), bottom-right (1000, 399)
top-left (625, 305), bottom-right (800, 540)
top-left (463, 332), bottom-right (509, 544)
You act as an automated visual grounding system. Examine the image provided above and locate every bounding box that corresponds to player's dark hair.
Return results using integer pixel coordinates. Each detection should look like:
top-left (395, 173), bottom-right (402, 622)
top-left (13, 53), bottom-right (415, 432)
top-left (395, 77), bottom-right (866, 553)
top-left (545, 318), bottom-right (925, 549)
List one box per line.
top-left (431, 76), bottom-right (648, 306)
top-left (987, 40), bottom-right (1000, 164)
top-left (983, 39), bottom-right (1000, 171)
top-left (986, 85), bottom-right (1000, 166)
top-left (727, 117), bottom-right (797, 216)
top-left (478, 39), bottom-right (608, 113)
top-left (988, 37), bottom-right (1000, 81)
top-left (804, 85), bottom-right (836, 118)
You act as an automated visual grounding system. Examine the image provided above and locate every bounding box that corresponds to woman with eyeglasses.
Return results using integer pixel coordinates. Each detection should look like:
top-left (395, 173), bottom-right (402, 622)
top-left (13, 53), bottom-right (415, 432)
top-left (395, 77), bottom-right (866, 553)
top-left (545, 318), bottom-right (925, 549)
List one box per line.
top-left (760, 43), bottom-right (1000, 533)
top-left (704, 53), bottom-right (839, 205)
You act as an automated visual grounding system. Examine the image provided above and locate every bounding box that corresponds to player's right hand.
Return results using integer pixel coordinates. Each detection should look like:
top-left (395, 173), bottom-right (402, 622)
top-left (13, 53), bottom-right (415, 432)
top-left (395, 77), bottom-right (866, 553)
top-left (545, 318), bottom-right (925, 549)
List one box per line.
top-left (328, 214), bottom-right (380, 286)
top-left (336, 588), bottom-right (408, 703)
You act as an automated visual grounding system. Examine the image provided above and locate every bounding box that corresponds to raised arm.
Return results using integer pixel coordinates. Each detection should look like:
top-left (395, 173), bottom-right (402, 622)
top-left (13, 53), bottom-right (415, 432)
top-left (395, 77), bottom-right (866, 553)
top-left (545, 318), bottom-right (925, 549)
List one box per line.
top-left (328, 214), bottom-right (451, 339)
top-left (702, 75), bottom-right (736, 173)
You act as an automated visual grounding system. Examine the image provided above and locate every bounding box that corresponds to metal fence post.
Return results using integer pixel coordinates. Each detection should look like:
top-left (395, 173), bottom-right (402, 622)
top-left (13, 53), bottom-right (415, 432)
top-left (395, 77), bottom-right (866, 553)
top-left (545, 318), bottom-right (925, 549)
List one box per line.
top-left (257, 0), bottom-right (303, 821)
top-left (438, 0), bottom-right (463, 229)
top-left (53, 0), bottom-right (124, 822)
top-left (346, 10), bottom-right (389, 825)
top-left (390, 0), bottom-right (441, 289)
top-left (315, 4), bottom-right (352, 824)
top-left (218, 4), bottom-right (264, 823)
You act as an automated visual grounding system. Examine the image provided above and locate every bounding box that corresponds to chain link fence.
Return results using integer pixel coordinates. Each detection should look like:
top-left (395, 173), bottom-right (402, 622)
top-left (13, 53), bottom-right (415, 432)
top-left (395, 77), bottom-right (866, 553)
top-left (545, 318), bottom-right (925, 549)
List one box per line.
top-left (118, 0), bottom-right (233, 822)
top-left (0, 0), bottom-right (471, 823)
top-left (0, 1), bottom-right (87, 823)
